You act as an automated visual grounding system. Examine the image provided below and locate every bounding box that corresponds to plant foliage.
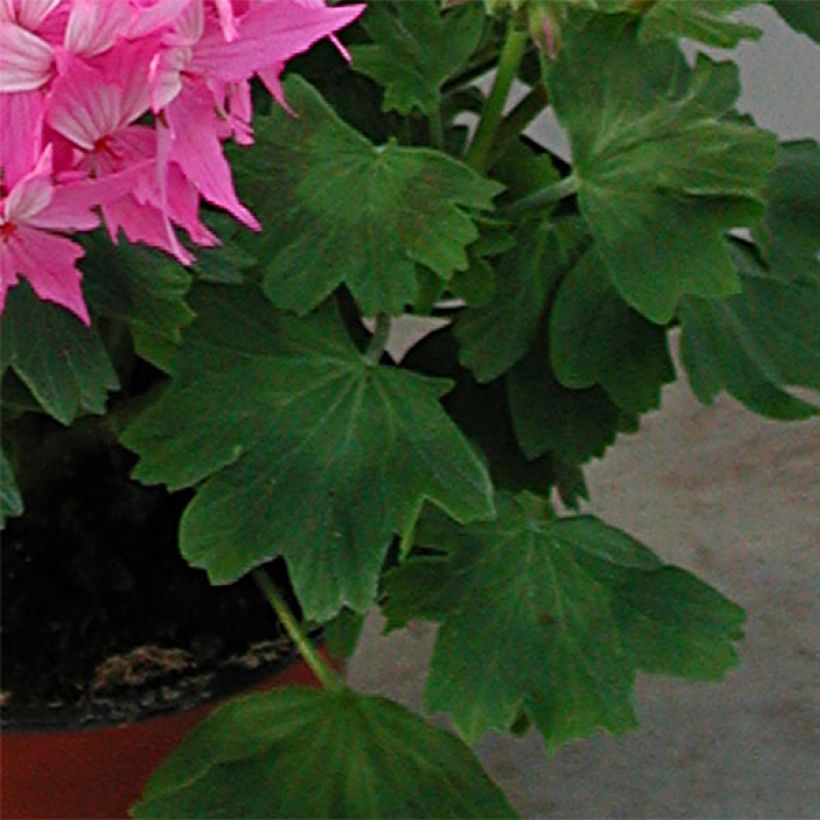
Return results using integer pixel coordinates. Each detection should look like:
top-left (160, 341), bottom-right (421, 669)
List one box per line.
top-left (1, 2), bottom-right (818, 817)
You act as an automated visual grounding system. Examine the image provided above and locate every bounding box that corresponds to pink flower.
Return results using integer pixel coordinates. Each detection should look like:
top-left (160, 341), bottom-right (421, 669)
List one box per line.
top-left (0, 147), bottom-right (140, 322)
top-left (0, 0), bottom-right (366, 320)
top-left (151, 0), bottom-right (364, 230)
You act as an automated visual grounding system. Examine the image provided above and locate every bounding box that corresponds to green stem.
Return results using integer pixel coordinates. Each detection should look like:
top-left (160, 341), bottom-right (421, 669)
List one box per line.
top-left (503, 172), bottom-right (579, 218)
top-left (364, 313), bottom-right (391, 364)
top-left (488, 82), bottom-right (549, 165)
top-left (252, 569), bottom-right (344, 692)
top-left (465, 23), bottom-right (529, 171)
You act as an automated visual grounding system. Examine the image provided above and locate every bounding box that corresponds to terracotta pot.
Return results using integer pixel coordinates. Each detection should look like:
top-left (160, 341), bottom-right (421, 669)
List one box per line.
top-left (1, 647), bottom-right (335, 820)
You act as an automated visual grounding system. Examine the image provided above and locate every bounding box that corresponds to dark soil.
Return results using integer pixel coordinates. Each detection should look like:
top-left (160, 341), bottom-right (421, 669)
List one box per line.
top-left (1, 429), bottom-right (297, 724)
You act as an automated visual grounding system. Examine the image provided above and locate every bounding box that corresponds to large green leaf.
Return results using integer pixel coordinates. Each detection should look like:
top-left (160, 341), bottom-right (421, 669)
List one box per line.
top-left (637, 0), bottom-right (762, 47)
top-left (0, 448), bottom-right (23, 527)
top-left (772, 0), bottom-right (820, 42)
top-left (123, 285), bottom-right (493, 620)
top-left (678, 246), bottom-right (820, 420)
top-left (754, 140), bottom-right (820, 282)
top-left (383, 493), bottom-right (746, 750)
top-left (349, 0), bottom-right (485, 115)
top-left (548, 18), bottom-right (778, 323)
top-left (507, 321), bottom-right (637, 465)
top-left (549, 248), bottom-right (675, 413)
top-left (403, 325), bottom-right (587, 506)
top-left (133, 687), bottom-right (515, 819)
top-left (0, 283), bottom-right (119, 424)
top-left (233, 76), bottom-right (502, 316)
top-left (456, 216), bottom-right (587, 383)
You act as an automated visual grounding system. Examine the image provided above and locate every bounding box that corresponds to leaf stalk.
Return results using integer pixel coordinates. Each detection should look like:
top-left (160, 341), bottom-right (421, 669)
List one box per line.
top-left (465, 22), bottom-right (529, 171)
top-left (252, 568), bottom-right (344, 692)
top-left (503, 172), bottom-right (579, 217)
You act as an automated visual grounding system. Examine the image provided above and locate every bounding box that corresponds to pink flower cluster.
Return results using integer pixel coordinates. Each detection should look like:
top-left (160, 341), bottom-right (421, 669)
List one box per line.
top-left (0, 0), bottom-right (364, 323)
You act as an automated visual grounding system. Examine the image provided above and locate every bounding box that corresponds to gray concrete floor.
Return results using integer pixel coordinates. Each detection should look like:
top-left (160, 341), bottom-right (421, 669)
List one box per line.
top-left (347, 375), bottom-right (819, 817)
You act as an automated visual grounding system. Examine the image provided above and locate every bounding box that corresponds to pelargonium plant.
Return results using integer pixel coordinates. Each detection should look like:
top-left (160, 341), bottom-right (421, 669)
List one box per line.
top-left (1, 0), bottom-right (818, 816)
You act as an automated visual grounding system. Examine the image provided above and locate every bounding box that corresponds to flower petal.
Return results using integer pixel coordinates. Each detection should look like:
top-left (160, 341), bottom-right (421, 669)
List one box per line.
top-left (46, 57), bottom-right (150, 149)
top-left (0, 22), bottom-right (53, 92)
top-left (103, 193), bottom-right (194, 266)
top-left (0, 89), bottom-right (44, 188)
top-left (64, 0), bottom-right (133, 57)
top-left (3, 225), bottom-right (90, 323)
top-left (166, 83), bottom-right (259, 229)
top-left (190, 0), bottom-right (364, 83)
top-left (17, 0), bottom-right (63, 31)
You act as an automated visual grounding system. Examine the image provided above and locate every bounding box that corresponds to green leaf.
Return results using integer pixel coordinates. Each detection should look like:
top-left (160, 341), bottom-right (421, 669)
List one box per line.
top-left (678, 245), bottom-right (820, 420)
top-left (123, 285), bottom-right (493, 621)
top-left (323, 607), bottom-right (366, 659)
top-left (490, 135), bottom-right (563, 200)
top-left (403, 325), bottom-right (572, 500)
top-left (0, 283), bottom-right (119, 424)
top-left (383, 493), bottom-right (746, 750)
top-left (233, 76), bottom-right (502, 316)
top-left (132, 687), bottom-right (515, 819)
top-left (191, 212), bottom-right (258, 285)
top-left (80, 233), bottom-right (195, 370)
top-left (456, 216), bottom-right (587, 383)
top-left (638, 0), bottom-right (762, 47)
top-left (82, 234), bottom-right (193, 334)
top-left (772, 0), bottom-right (820, 42)
top-left (507, 322), bottom-right (637, 465)
top-left (549, 18), bottom-right (779, 322)
top-left (448, 253), bottom-right (496, 308)
top-left (444, 215), bottom-right (517, 309)
top-left (1, 448), bottom-right (23, 527)
top-left (549, 248), bottom-right (675, 413)
top-left (349, 0), bottom-right (485, 116)
top-left (754, 140), bottom-right (820, 282)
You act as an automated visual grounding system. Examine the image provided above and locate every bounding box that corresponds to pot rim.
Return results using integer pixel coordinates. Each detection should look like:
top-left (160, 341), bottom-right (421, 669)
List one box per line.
top-left (2, 631), bottom-right (323, 734)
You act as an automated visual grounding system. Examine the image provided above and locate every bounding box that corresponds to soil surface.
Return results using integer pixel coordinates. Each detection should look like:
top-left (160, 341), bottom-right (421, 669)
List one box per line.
top-left (1, 436), bottom-right (294, 724)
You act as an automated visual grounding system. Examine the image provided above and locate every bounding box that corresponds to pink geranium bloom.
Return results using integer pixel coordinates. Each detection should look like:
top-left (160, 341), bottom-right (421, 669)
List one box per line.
top-left (0, 147), bottom-right (138, 322)
top-left (0, 0), bottom-right (124, 92)
top-left (43, 44), bottom-right (207, 263)
top-left (151, 0), bottom-right (364, 227)
top-left (0, 0), bottom-right (365, 320)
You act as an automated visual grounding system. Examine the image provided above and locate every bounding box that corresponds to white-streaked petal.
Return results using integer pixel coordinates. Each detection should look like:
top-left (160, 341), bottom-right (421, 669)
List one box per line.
top-left (17, 0), bottom-right (63, 30)
top-left (0, 22), bottom-right (53, 92)
top-left (5, 149), bottom-right (54, 222)
top-left (64, 0), bottom-right (131, 57)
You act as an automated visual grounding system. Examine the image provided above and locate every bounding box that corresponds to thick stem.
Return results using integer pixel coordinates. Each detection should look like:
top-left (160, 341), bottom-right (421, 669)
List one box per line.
top-left (503, 172), bottom-right (579, 218)
top-left (252, 569), bottom-right (344, 692)
top-left (364, 313), bottom-right (391, 364)
top-left (465, 23), bottom-right (529, 172)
